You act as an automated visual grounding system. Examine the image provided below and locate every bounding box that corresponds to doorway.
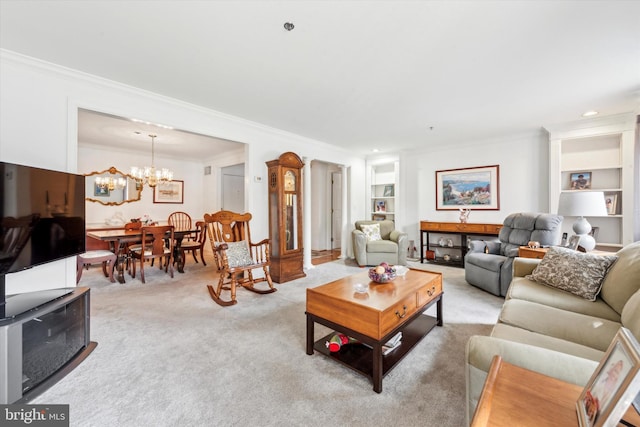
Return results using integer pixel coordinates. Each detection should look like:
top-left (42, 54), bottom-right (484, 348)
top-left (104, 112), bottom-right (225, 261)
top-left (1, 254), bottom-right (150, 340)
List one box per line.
top-left (310, 161), bottom-right (343, 265)
top-left (221, 163), bottom-right (245, 213)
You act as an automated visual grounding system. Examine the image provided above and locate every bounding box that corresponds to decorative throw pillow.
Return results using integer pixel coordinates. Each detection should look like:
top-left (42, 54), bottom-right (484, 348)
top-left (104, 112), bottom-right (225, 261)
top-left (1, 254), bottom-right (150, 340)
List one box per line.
top-left (360, 223), bottom-right (382, 241)
top-left (526, 246), bottom-right (617, 301)
top-left (224, 241), bottom-right (254, 268)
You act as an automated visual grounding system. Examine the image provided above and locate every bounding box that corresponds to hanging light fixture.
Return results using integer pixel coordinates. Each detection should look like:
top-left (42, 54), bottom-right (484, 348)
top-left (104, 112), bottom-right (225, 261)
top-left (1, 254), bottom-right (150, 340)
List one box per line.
top-left (130, 134), bottom-right (173, 188)
top-left (95, 176), bottom-right (126, 191)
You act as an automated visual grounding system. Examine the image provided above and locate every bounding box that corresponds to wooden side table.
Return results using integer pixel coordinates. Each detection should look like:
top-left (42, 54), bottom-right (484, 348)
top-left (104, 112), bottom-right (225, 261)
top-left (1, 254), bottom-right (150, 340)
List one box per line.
top-left (518, 246), bottom-right (617, 259)
top-left (518, 246), bottom-right (549, 259)
top-left (471, 355), bottom-right (640, 427)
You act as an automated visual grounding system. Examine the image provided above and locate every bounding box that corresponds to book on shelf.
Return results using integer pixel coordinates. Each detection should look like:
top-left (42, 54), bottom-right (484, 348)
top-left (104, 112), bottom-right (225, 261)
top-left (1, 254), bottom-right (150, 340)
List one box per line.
top-left (383, 332), bottom-right (402, 355)
top-left (362, 331), bottom-right (403, 355)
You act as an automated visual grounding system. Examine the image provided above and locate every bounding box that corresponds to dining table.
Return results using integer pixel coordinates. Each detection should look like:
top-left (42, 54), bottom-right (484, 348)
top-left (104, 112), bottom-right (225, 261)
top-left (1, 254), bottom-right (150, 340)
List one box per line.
top-left (86, 227), bottom-right (197, 283)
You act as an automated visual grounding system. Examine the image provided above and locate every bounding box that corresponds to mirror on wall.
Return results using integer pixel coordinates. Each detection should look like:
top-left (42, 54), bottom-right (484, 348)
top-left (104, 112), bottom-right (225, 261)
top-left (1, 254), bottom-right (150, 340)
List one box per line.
top-left (85, 167), bottom-right (142, 206)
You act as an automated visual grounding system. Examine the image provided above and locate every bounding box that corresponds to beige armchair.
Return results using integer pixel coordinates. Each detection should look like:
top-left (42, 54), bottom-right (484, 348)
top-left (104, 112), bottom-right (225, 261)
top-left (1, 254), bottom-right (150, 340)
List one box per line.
top-left (352, 220), bottom-right (408, 267)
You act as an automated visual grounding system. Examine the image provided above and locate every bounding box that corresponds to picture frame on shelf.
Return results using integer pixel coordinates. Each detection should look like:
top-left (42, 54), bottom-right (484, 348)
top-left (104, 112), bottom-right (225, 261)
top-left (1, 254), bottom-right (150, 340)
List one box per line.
top-left (604, 193), bottom-right (618, 215)
top-left (570, 172), bottom-right (592, 190)
top-left (153, 180), bottom-right (184, 204)
top-left (560, 232), bottom-right (568, 247)
top-left (589, 227), bottom-right (600, 240)
top-left (577, 327), bottom-right (640, 427)
top-left (375, 200), bottom-right (386, 212)
top-left (383, 184), bottom-right (394, 197)
top-left (372, 214), bottom-right (386, 221)
top-left (435, 165), bottom-right (499, 210)
top-left (567, 235), bottom-right (581, 250)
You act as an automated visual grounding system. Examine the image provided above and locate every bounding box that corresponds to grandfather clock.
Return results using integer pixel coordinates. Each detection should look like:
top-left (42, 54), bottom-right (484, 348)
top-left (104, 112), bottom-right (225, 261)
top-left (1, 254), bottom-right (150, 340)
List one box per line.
top-left (266, 152), bottom-right (306, 283)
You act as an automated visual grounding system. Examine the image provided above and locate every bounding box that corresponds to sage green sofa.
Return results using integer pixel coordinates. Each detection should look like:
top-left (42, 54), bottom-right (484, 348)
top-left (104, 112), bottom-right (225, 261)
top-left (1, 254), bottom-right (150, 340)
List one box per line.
top-left (465, 241), bottom-right (640, 425)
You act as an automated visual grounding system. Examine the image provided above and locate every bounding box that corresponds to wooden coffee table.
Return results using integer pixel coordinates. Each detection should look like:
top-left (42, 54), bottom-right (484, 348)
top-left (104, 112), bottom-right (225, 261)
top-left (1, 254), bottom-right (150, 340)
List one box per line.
top-left (306, 268), bottom-right (443, 392)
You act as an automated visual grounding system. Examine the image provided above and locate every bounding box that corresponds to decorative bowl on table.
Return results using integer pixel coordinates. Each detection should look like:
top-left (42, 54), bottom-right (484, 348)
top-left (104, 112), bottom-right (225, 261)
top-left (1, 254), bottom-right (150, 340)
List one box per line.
top-left (394, 265), bottom-right (409, 277)
top-left (368, 266), bottom-right (397, 284)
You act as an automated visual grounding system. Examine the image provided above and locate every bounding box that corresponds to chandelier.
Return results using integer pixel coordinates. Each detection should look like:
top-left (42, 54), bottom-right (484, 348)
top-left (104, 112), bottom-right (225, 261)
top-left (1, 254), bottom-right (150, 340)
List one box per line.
top-left (130, 134), bottom-right (173, 188)
top-left (95, 176), bottom-right (126, 191)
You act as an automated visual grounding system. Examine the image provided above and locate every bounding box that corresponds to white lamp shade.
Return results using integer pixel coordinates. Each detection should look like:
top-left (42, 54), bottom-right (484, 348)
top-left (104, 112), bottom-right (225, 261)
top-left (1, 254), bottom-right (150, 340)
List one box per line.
top-left (557, 191), bottom-right (608, 217)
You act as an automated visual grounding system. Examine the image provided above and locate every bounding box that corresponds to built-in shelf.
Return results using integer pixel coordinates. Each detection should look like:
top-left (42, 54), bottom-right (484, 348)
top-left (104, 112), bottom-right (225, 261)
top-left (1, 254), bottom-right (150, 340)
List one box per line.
top-left (546, 114), bottom-right (636, 249)
top-left (368, 160), bottom-right (399, 222)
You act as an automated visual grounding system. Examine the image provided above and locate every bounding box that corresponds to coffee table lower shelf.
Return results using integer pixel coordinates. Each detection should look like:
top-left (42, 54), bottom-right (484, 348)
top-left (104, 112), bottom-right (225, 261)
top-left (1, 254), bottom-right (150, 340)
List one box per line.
top-left (311, 314), bottom-right (439, 390)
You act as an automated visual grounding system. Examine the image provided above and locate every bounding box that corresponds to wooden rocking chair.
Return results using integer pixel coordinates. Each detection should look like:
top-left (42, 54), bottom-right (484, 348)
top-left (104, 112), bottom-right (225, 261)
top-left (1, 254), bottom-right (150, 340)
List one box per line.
top-left (203, 210), bottom-right (276, 306)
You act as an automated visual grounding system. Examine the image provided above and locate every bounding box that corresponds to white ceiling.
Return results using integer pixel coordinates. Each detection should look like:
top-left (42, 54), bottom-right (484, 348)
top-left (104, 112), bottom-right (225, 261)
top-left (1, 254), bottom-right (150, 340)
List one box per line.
top-left (77, 109), bottom-right (244, 161)
top-left (1, 1), bottom-right (639, 157)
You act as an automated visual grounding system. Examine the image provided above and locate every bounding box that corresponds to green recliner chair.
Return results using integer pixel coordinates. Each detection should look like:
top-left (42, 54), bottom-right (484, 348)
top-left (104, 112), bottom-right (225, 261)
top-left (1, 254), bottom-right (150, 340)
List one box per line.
top-left (464, 212), bottom-right (563, 296)
top-left (352, 220), bottom-right (408, 267)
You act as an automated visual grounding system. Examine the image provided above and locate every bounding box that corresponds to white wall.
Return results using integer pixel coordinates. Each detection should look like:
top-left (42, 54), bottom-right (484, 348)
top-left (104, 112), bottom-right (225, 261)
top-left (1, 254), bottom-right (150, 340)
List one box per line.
top-left (0, 50), bottom-right (365, 294)
top-left (400, 130), bottom-right (549, 245)
top-left (79, 144), bottom-right (208, 224)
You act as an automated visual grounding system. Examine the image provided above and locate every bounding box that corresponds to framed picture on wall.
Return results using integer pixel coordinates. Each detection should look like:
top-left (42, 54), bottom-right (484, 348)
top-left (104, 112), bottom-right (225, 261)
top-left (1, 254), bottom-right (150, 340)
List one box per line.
top-left (435, 165), bottom-right (500, 210)
top-left (94, 183), bottom-right (110, 197)
top-left (153, 180), bottom-right (184, 204)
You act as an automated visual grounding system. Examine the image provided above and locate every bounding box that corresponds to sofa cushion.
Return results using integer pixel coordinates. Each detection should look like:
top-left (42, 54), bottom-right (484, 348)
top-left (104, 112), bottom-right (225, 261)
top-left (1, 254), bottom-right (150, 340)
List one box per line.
top-left (621, 290), bottom-right (640, 343)
top-left (465, 252), bottom-right (506, 272)
top-left (491, 323), bottom-right (604, 362)
top-left (498, 299), bottom-right (621, 352)
top-left (507, 276), bottom-right (621, 322)
top-left (360, 223), bottom-right (381, 241)
top-left (600, 241), bottom-right (640, 314)
top-left (526, 246), bottom-right (617, 301)
top-left (366, 239), bottom-right (397, 253)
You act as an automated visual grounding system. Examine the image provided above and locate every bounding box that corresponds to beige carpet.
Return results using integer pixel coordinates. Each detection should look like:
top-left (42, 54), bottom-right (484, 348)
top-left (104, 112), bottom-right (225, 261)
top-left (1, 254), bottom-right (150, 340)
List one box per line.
top-left (33, 256), bottom-right (503, 426)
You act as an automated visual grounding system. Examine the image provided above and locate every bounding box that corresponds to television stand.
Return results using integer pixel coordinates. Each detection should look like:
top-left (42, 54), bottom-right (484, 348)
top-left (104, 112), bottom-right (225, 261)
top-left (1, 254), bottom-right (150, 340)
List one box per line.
top-left (0, 287), bottom-right (96, 404)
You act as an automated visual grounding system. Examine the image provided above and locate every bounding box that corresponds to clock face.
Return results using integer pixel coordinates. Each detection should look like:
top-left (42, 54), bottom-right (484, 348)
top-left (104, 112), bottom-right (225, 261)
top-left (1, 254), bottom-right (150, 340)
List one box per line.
top-left (284, 170), bottom-right (296, 192)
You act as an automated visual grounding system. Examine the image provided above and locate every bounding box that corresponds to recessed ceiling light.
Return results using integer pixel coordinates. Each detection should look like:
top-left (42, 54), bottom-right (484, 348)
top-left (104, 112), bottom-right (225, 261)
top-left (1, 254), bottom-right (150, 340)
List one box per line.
top-left (284, 22), bottom-right (294, 31)
top-left (582, 111), bottom-right (599, 117)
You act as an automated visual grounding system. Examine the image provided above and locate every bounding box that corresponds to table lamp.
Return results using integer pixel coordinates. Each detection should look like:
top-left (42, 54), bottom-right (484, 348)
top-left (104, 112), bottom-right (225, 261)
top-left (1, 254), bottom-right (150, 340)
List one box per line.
top-left (557, 191), bottom-right (608, 251)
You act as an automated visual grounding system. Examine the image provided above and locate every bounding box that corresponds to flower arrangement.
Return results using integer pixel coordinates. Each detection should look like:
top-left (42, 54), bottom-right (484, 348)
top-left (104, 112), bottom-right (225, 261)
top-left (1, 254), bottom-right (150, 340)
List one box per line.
top-left (133, 214), bottom-right (154, 225)
top-left (459, 208), bottom-right (471, 223)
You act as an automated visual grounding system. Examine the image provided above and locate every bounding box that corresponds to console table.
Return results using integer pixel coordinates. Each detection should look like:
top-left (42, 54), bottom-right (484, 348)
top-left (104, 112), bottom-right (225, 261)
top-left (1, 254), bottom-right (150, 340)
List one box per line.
top-left (420, 221), bottom-right (502, 267)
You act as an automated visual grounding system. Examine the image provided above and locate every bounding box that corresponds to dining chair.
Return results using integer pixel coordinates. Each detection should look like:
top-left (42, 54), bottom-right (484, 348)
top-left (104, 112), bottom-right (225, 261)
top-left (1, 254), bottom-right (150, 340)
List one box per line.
top-left (168, 211), bottom-right (194, 240)
top-left (177, 220), bottom-right (207, 266)
top-left (129, 225), bottom-right (174, 283)
top-left (123, 221), bottom-right (144, 272)
top-left (203, 210), bottom-right (275, 306)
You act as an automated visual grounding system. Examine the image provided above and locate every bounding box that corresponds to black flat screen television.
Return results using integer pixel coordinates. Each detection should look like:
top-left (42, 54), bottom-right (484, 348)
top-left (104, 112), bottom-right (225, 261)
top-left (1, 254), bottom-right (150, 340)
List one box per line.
top-left (1, 161), bottom-right (86, 318)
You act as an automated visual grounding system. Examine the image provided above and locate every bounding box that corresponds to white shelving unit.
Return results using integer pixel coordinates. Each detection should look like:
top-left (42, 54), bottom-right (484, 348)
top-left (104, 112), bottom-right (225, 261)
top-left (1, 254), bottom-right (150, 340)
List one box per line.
top-left (367, 160), bottom-right (399, 222)
top-left (546, 114), bottom-right (636, 251)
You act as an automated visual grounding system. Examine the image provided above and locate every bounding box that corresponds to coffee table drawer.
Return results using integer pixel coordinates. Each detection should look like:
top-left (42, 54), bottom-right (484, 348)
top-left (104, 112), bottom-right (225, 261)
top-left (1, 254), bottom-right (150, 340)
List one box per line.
top-left (380, 294), bottom-right (418, 338)
top-left (417, 280), bottom-right (442, 307)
